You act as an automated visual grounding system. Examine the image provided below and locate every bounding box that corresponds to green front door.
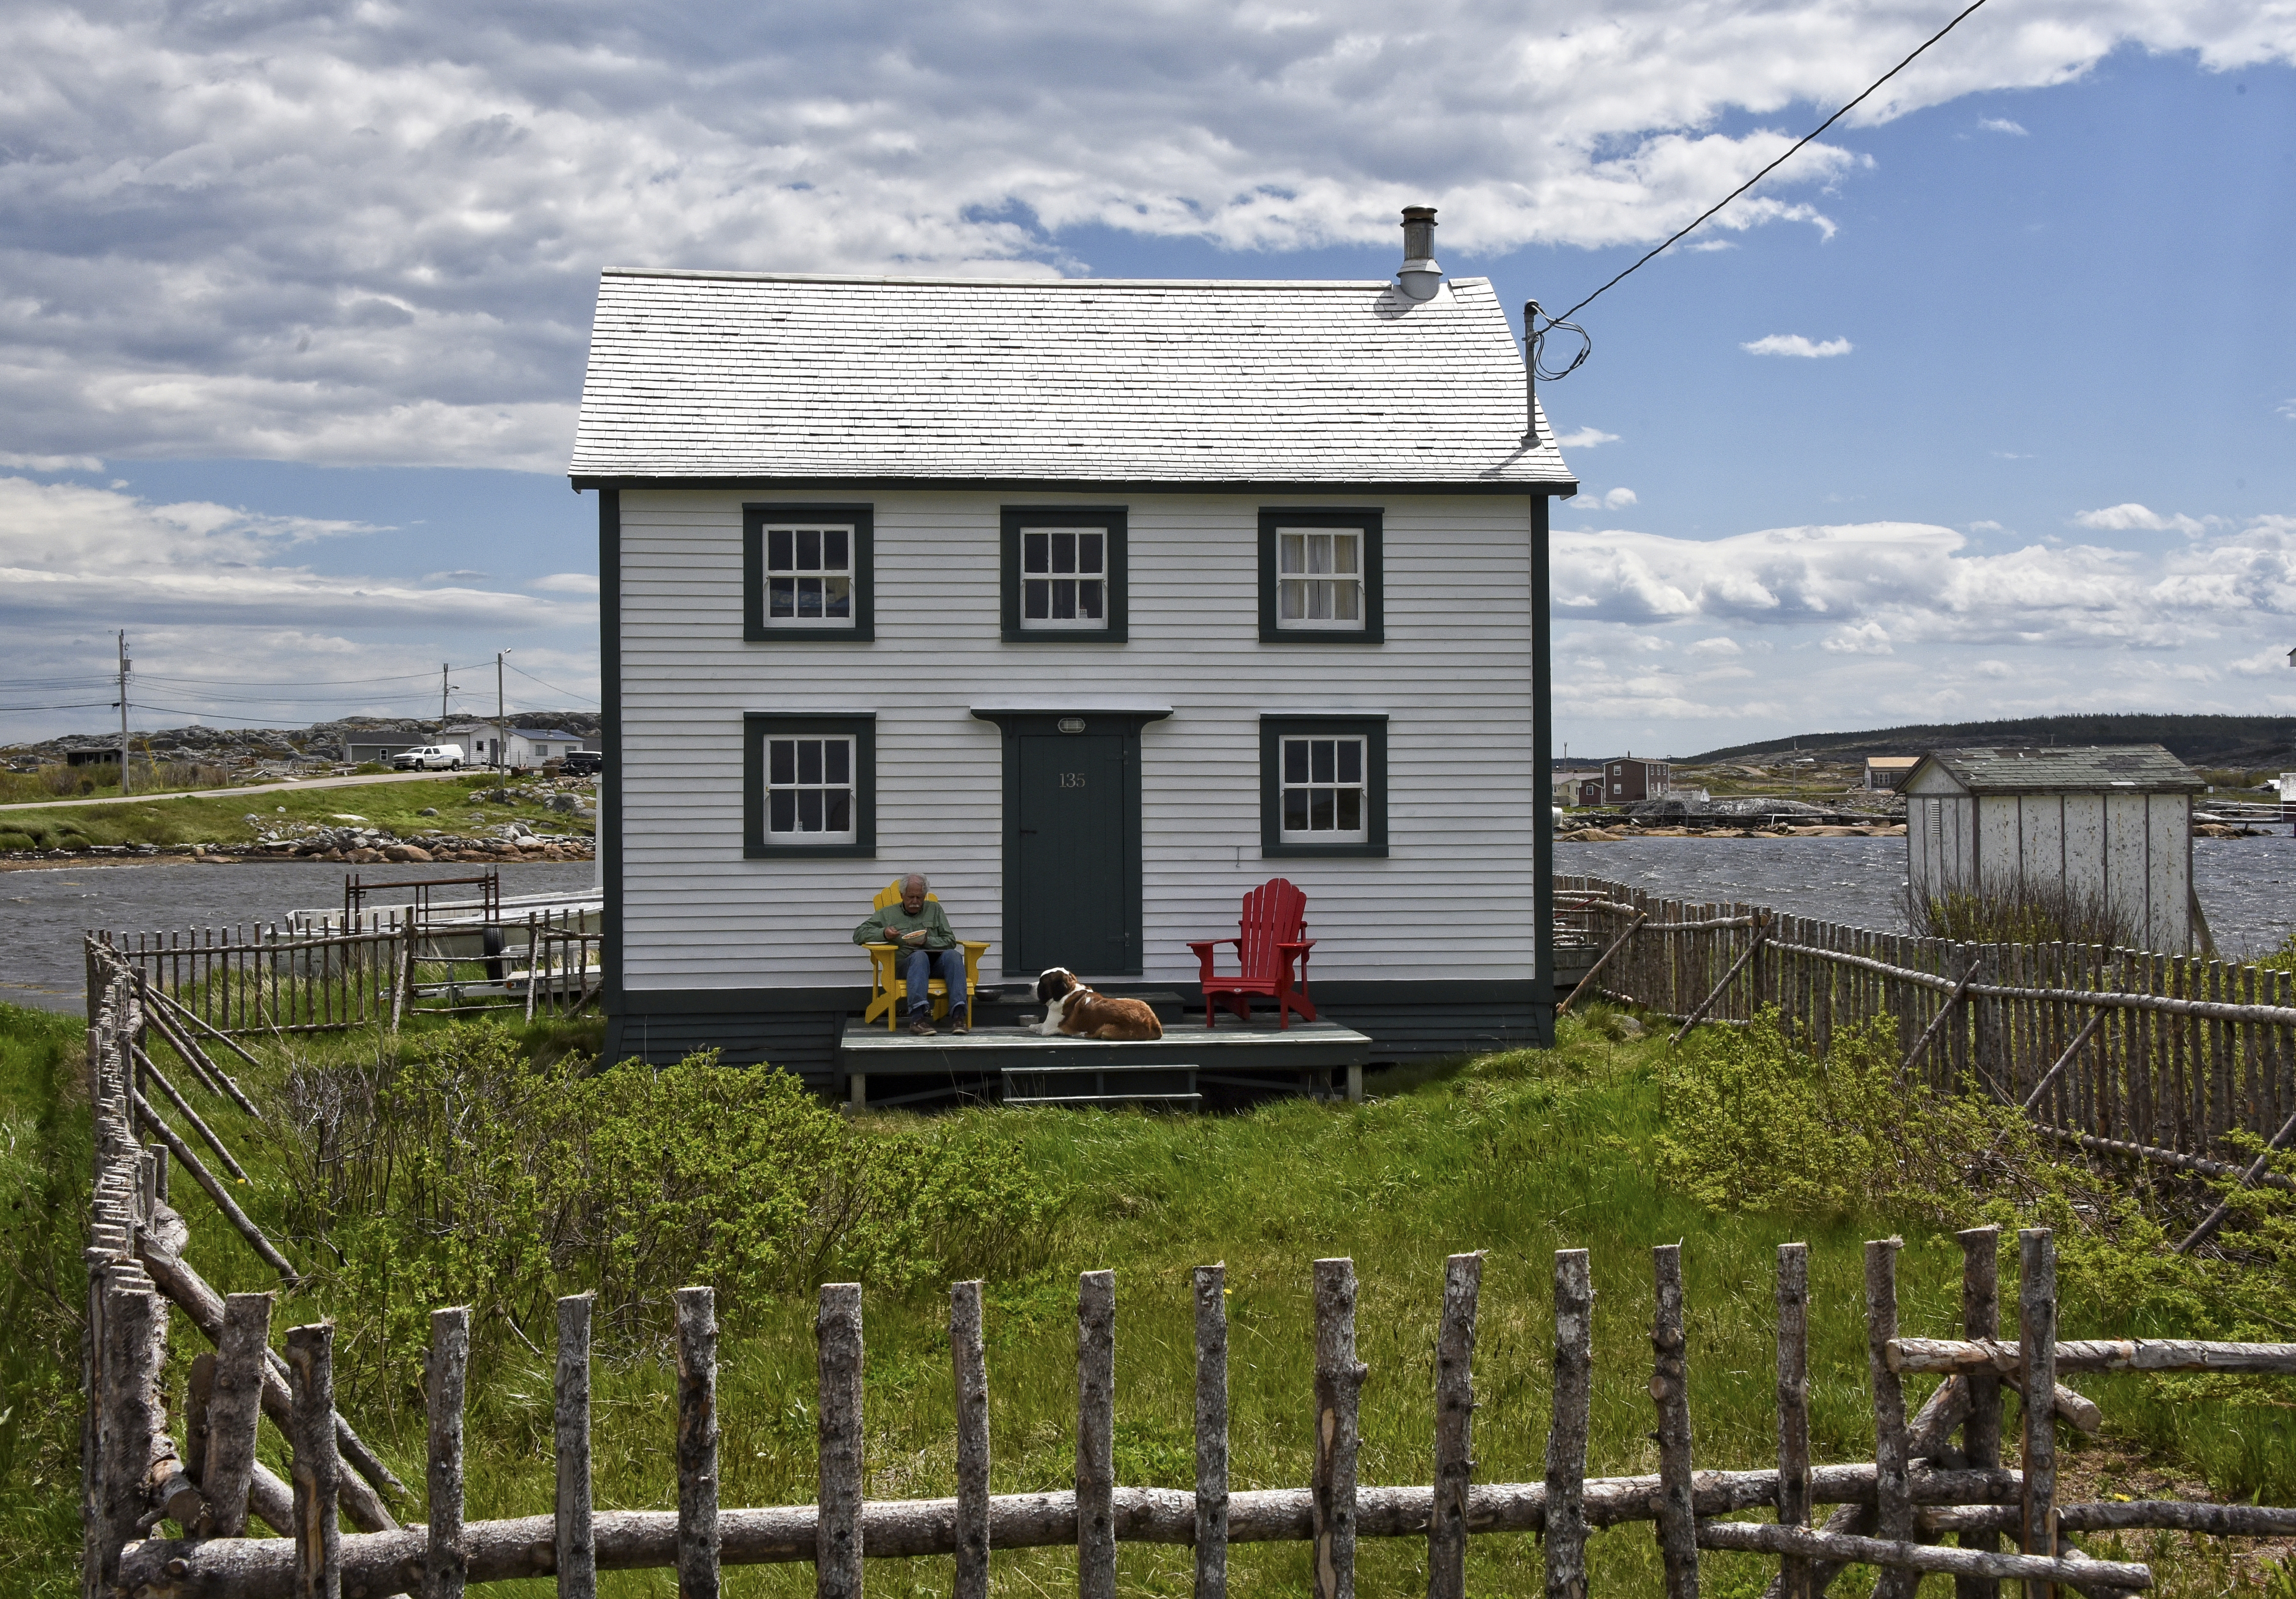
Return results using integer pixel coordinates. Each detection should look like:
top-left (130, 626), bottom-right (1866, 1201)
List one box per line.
top-left (1009, 729), bottom-right (1138, 976)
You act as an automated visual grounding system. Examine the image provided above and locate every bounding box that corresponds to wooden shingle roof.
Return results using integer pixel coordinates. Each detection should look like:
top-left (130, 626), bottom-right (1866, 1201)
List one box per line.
top-left (569, 270), bottom-right (1577, 492)
top-left (1906, 745), bottom-right (2206, 796)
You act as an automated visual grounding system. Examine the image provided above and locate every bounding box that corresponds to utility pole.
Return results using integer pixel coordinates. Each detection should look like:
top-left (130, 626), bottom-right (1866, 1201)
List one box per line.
top-left (440, 663), bottom-right (455, 724)
top-left (117, 630), bottom-right (131, 795)
top-left (497, 652), bottom-right (506, 771)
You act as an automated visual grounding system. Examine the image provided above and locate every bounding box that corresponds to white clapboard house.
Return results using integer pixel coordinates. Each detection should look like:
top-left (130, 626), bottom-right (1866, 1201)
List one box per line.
top-left (570, 212), bottom-right (1578, 1088)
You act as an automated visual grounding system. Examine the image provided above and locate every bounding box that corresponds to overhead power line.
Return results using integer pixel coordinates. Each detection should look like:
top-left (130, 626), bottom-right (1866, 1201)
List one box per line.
top-left (506, 661), bottom-right (601, 707)
top-left (1548, 0), bottom-right (1999, 331)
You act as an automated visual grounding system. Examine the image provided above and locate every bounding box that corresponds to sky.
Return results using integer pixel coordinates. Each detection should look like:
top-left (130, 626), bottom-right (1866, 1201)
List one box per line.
top-left (1, 0), bottom-right (2293, 757)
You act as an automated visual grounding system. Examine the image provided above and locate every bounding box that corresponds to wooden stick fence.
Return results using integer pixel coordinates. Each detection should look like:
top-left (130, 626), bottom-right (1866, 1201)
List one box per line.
top-left (1556, 872), bottom-right (2296, 1183)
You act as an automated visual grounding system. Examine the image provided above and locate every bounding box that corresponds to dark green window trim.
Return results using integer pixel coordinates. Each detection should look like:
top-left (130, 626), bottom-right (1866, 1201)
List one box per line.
top-left (1000, 506), bottom-right (1128, 643)
top-left (743, 713), bottom-right (876, 858)
top-left (1257, 508), bottom-right (1383, 644)
top-left (743, 503), bottom-right (875, 642)
top-left (1260, 714), bottom-right (1389, 858)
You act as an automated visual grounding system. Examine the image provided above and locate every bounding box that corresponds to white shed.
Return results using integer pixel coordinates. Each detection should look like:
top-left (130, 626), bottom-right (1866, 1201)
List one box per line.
top-left (1902, 745), bottom-right (2205, 952)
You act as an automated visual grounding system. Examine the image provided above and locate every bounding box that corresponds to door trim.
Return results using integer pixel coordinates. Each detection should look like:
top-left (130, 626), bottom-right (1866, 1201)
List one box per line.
top-left (971, 707), bottom-right (1170, 979)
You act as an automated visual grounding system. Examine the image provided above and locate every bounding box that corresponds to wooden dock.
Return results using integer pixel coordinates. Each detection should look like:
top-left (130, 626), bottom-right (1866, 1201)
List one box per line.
top-left (836, 1017), bottom-right (1372, 1108)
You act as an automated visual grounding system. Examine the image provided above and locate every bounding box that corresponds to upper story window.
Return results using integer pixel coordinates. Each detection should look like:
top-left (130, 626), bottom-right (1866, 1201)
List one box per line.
top-left (1021, 528), bottom-right (1107, 628)
top-left (1258, 509), bottom-right (1383, 644)
top-left (743, 503), bottom-right (875, 642)
top-left (1001, 507), bottom-right (1128, 642)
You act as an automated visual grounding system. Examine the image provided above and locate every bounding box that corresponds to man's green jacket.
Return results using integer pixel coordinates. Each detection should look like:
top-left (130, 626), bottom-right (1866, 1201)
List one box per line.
top-left (854, 900), bottom-right (957, 951)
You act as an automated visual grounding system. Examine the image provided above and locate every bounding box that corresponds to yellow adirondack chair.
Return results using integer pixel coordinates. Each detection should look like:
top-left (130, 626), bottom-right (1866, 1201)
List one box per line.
top-left (862, 880), bottom-right (990, 1030)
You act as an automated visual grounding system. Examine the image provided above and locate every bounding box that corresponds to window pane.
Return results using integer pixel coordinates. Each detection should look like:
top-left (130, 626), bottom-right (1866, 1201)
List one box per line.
top-left (769, 576), bottom-right (796, 617)
top-left (797, 578), bottom-right (823, 617)
top-left (1280, 532), bottom-right (1305, 575)
top-left (825, 789), bottom-right (851, 832)
top-left (798, 790), bottom-right (823, 832)
top-left (824, 527), bottom-right (849, 570)
top-left (825, 739), bottom-right (850, 785)
top-left (1078, 580), bottom-right (1103, 619)
top-left (1307, 533), bottom-right (1333, 575)
top-left (1284, 740), bottom-right (1308, 783)
top-left (769, 740), bottom-right (795, 786)
top-left (770, 790), bottom-right (796, 832)
top-left (1337, 789), bottom-right (1361, 831)
top-left (1310, 789), bottom-right (1334, 830)
top-left (1311, 740), bottom-right (1334, 783)
top-left (1279, 580), bottom-right (1304, 620)
top-left (1025, 532), bottom-right (1049, 573)
top-left (1283, 788), bottom-right (1309, 831)
top-left (823, 577), bottom-right (851, 618)
top-left (1078, 532), bottom-right (1103, 574)
top-left (1332, 533), bottom-right (1358, 575)
top-left (768, 527), bottom-right (794, 570)
top-left (797, 740), bottom-right (823, 785)
top-left (1052, 531), bottom-right (1076, 574)
top-left (1308, 581), bottom-right (1332, 620)
top-left (1024, 580), bottom-right (1049, 619)
top-left (1052, 580), bottom-right (1076, 619)
top-left (1338, 740), bottom-right (1361, 783)
top-left (1334, 581), bottom-right (1359, 622)
top-left (796, 527), bottom-right (820, 570)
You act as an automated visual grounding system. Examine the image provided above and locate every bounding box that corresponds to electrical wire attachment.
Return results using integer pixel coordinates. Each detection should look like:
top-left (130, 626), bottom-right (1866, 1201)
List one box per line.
top-left (1529, 302), bottom-right (1592, 384)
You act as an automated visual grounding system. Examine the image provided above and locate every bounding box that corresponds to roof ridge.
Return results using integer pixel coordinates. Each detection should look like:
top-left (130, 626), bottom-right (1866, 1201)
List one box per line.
top-left (599, 267), bottom-right (1482, 291)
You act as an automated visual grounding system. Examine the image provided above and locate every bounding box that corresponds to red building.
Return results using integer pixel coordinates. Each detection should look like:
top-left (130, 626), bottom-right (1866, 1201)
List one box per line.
top-left (1599, 756), bottom-right (1670, 803)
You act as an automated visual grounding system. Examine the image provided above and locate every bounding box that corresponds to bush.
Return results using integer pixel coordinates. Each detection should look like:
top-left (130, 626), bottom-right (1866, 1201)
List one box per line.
top-left (1910, 875), bottom-right (2141, 948)
top-left (273, 1025), bottom-right (1063, 1397)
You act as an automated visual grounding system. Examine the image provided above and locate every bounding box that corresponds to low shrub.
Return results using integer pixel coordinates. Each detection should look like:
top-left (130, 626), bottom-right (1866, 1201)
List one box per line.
top-left (1911, 875), bottom-right (2141, 948)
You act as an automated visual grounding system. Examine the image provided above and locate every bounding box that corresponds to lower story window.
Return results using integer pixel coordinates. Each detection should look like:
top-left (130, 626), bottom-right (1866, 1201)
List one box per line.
top-left (1259, 715), bottom-right (1387, 857)
top-left (1281, 735), bottom-right (1366, 840)
top-left (744, 713), bottom-right (875, 857)
top-left (767, 736), bottom-right (854, 841)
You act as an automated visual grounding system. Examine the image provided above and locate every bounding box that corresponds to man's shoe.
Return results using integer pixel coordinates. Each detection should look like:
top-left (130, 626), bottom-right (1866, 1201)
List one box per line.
top-left (950, 1013), bottom-right (969, 1034)
top-left (908, 1016), bottom-right (937, 1036)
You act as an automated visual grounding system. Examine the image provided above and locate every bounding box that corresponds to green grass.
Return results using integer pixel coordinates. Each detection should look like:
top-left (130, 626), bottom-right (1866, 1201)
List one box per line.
top-left (0, 772), bottom-right (588, 851)
top-left (0, 1006), bottom-right (2286, 1595)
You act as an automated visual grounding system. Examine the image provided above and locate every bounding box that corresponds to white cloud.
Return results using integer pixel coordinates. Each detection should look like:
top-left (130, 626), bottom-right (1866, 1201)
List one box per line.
top-left (2072, 502), bottom-right (2217, 536)
top-left (1978, 117), bottom-right (2030, 134)
top-left (1820, 621), bottom-right (1894, 654)
top-left (0, 0), bottom-right (2288, 468)
top-left (1555, 426), bottom-right (1621, 449)
top-left (1603, 488), bottom-right (1639, 509)
top-left (1742, 334), bottom-right (1854, 358)
top-left (2279, 399), bottom-right (2296, 422)
top-left (1973, 659), bottom-right (2016, 678)
top-left (1686, 636), bottom-right (1742, 657)
top-left (0, 451), bottom-right (103, 472)
top-left (532, 572), bottom-right (601, 596)
top-left (1969, 520), bottom-right (2004, 532)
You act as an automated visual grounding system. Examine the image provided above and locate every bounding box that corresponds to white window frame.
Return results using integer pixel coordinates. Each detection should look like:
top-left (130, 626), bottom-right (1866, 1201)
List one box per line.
top-left (1275, 527), bottom-right (1365, 632)
top-left (762, 522), bottom-right (858, 628)
top-left (1018, 526), bottom-right (1109, 631)
top-left (1278, 734), bottom-right (1369, 844)
top-left (764, 734), bottom-right (858, 845)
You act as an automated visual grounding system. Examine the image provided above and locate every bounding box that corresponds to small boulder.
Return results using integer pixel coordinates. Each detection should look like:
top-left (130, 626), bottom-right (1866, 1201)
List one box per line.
top-left (383, 844), bottom-right (433, 863)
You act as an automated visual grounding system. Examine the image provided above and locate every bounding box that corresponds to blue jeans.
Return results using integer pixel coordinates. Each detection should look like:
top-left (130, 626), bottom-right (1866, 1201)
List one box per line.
top-left (904, 947), bottom-right (968, 1018)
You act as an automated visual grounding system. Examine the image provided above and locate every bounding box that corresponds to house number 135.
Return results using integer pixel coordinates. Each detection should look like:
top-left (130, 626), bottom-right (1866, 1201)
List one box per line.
top-left (1060, 772), bottom-right (1087, 788)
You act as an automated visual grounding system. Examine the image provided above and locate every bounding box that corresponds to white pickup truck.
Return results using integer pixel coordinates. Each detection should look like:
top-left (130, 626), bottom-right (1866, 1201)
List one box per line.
top-left (390, 744), bottom-right (467, 771)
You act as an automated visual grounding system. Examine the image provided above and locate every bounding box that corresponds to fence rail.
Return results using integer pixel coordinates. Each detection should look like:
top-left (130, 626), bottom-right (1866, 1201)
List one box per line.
top-left (80, 941), bottom-right (2296, 1599)
top-left (1556, 872), bottom-right (2296, 1174)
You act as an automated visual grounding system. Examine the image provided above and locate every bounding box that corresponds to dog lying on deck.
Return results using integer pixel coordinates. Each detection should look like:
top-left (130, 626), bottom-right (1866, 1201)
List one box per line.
top-left (1036, 967), bottom-right (1164, 1040)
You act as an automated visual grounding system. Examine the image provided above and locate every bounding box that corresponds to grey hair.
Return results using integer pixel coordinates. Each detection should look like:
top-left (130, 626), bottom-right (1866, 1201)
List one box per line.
top-left (901, 873), bottom-right (930, 892)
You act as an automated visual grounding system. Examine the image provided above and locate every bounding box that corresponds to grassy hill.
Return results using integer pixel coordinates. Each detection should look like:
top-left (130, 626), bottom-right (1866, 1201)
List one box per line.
top-left (1689, 714), bottom-right (2296, 769)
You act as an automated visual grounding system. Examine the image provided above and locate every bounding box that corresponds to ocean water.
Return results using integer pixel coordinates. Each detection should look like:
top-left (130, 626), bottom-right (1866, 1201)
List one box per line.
top-left (0, 859), bottom-right (600, 1013)
top-left (1563, 832), bottom-right (2296, 958)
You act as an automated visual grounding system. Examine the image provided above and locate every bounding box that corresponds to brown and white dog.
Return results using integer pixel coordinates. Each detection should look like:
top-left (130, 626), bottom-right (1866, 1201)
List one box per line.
top-left (1036, 967), bottom-right (1164, 1040)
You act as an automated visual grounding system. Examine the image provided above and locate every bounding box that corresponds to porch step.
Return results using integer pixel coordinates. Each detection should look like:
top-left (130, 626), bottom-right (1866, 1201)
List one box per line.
top-left (1002, 1061), bottom-right (1199, 1108)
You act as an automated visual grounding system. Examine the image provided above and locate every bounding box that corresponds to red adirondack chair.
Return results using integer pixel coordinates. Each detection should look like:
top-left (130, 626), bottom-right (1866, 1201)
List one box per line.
top-left (1189, 878), bottom-right (1317, 1029)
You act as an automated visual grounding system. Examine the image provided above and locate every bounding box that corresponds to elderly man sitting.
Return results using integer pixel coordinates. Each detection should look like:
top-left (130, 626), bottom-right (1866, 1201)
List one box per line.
top-left (854, 873), bottom-right (969, 1035)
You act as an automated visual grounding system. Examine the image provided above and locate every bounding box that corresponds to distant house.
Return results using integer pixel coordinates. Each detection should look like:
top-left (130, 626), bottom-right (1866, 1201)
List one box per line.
top-left (1864, 756), bottom-right (1919, 791)
top-left (342, 732), bottom-right (428, 764)
top-left (65, 748), bottom-right (120, 767)
top-left (1599, 756), bottom-right (1670, 803)
top-left (442, 721), bottom-right (511, 768)
top-left (568, 211), bottom-right (1583, 1085)
top-left (508, 728), bottom-right (588, 766)
top-left (1575, 778), bottom-right (1604, 807)
top-left (1902, 745), bottom-right (2205, 952)
top-left (445, 722), bottom-right (591, 768)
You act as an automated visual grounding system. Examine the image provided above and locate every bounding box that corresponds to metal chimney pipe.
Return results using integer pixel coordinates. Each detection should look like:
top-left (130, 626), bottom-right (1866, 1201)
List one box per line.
top-left (1397, 207), bottom-right (1442, 300)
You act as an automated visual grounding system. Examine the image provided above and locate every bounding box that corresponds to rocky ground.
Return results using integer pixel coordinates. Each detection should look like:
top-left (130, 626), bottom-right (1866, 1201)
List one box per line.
top-left (0, 712), bottom-right (602, 770)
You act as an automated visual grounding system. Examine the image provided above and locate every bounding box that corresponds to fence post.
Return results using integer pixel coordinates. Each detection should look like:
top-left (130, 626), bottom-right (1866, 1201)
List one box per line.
top-left (203, 1291), bottom-right (274, 1539)
top-left (2019, 1231), bottom-right (2058, 1599)
top-left (951, 1280), bottom-right (990, 1599)
top-left (1775, 1244), bottom-right (1811, 1599)
top-left (1193, 1266), bottom-right (1228, 1599)
top-left (1867, 1239), bottom-right (1914, 1599)
top-left (285, 1321), bottom-right (341, 1599)
top-left (1311, 1259), bottom-right (1365, 1599)
top-left (1650, 1245), bottom-right (1698, 1599)
top-left (427, 1307), bottom-right (469, 1599)
top-left (1430, 1252), bottom-right (1481, 1599)
top-left (555, 1293), bottom-right (596, 1599)
top-left (1545, 1249), bottom-right (1593, 1599)
top-left (676, 1285), bottom-right (720, 1599)
top-left (1957, 1227), bottom-right (2002, 1599)
top-left (817, 1283), bottom-right (865, 1599)
top-left (98, 1284), bottom-right (165, 1591)
top-left (1077, 1269), bottom-right (1118, 1599)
